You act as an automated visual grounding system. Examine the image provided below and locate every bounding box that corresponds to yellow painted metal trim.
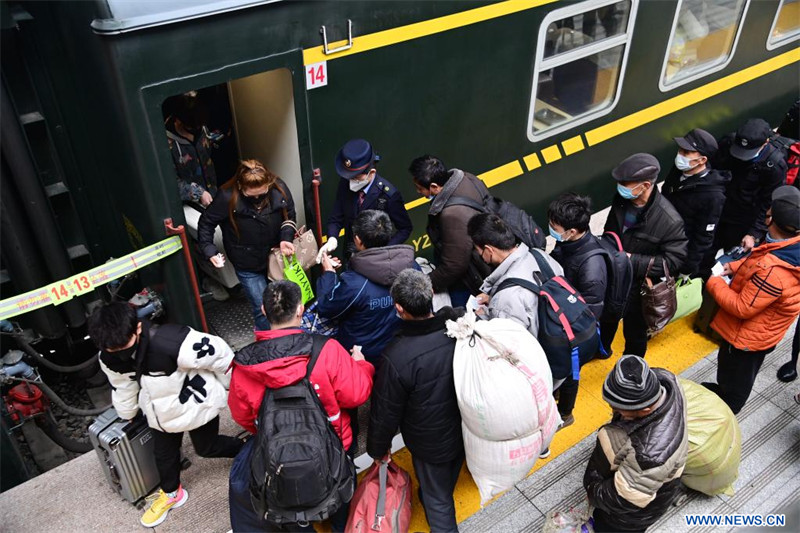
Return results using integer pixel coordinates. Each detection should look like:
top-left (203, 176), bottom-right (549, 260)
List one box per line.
top-left (523, 152), bottom-right (542, 172)
top-left (405, 197), bottom-right (430, 210)
top-left (540, 144), bottom-right (562, 164)
top-left (302, 0), bottom-right (558, 65)
top-left (561, 135), bottom-right (585, 156)
top-left (479, 160), bottom-right (525, 188)
top-left (585, 47), bottom-right (800, 146)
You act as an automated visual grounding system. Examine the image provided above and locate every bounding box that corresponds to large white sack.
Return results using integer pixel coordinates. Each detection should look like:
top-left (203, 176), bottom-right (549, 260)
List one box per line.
top-left (447, 312), bottom-right (558, 440)
top-left (463, 422), bottom-right (556, 505)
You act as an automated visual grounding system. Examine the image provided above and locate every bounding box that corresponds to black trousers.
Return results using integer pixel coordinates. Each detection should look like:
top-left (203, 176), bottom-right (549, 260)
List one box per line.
top-left (707, 342), bottom-right (772, 414)
top-left (600, 292), bottom-right (648, 358)
top-left (412, 452), bottom-right (464, 533)
top-left (592, 509), bottom-right (645, 533)
top-left (556, 375), bottom-right (579, 417)
top-left (152, 415), bottom-right (242, 493)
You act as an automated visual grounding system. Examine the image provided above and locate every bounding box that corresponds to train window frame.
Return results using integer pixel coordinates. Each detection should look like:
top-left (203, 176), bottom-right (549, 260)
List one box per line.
top-left (526, 0), bottom-right (640, 143)
top-left (658, 0), bottom-right (751, 92)
top-left (767, 0), bottom-right (800, 50)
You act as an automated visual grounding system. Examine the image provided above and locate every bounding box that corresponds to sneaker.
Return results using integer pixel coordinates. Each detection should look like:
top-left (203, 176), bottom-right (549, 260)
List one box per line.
top-left (140, 486), bottom-right (188, 528)
top-left (558, 414), bottom-right (575, 430)
top-left (202, 278), bottom-right (230, 302)
top-left (539, 448), bottom-right (551, 459)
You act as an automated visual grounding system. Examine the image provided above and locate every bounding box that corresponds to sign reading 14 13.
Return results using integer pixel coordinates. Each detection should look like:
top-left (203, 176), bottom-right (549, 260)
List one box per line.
top-left (306, 61), bottom-right (328, 90)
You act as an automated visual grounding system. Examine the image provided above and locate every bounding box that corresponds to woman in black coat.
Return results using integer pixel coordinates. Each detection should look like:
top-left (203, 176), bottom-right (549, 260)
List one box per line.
top-left (198, 159), bottom-right (296, 331)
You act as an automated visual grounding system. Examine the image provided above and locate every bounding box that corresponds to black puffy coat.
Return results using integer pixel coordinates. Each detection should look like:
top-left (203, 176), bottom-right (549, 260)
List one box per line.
top-left (605, 187), bottom-right (688, 282)
top-left (662, 166), bottom-right (731, 276)
top-left (367, 307), bottom-right (464, 463)
top-left (197, 179), bottom-right (296, 272)
top-left (584, 370), bottom-right (688, 532)
top-left (550, 232), bottom-right (608, 319)
top-left (713, 136), bottom-right (787, 241)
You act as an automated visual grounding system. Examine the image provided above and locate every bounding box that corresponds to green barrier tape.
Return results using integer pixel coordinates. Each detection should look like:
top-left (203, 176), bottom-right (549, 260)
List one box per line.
top-left (0, 236), bottom-right (182, 321)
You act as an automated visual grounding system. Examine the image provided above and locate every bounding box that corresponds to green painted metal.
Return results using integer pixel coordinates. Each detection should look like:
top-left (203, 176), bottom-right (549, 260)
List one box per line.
top-left (3, 0), bottom-right (797, 329)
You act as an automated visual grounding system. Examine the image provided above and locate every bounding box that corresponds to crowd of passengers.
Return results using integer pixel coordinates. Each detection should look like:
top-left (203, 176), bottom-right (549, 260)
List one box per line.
top-left (87, 101), bottom-right (800, 532)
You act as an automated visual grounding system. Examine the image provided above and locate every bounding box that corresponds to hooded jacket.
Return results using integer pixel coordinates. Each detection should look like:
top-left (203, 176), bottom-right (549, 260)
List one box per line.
top-left (551, 232), bottom-right (608, 319)
top-left (427, 169), bottom-right (491, 293)
top-left (662, 166), bottom-right (732, 276)
top-left (479, 243), bottom-right (564, 338)
top-left (228, 329), bottom-right (374, 450)
top-left (713, 136), bottom-right (787, 241)
top-left (165, 117), bottom-right (217, 203)
top-left (707, 234), bottom-right (800, 351)
top-left (605, 187), bottom-right (688, 282)
top-left (367, 307), bottom-right (465, 463)
top-left (315, 244), bottom-right (418, 362)
top-left (584, 369), bottom-right (688, 531)
top-left (197, 180), bottom-right (296, 272)
top-left (98, 322), bottom-right (233, 433)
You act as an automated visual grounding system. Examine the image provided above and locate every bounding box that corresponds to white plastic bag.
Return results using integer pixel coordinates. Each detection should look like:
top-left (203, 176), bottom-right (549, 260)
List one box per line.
top-left (542, 505), bottom-right (595, 533)
top-left (447, 313), bottom-right (558, 440)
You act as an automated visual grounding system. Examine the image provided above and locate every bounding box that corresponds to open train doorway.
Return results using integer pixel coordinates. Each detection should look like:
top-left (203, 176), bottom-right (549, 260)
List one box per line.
top-left (160, 65), bottom-right (308, 348)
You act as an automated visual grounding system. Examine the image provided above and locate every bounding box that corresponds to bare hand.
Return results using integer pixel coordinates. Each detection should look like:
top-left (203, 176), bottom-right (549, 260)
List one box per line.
top-left (200, 191), bottom-right (213, 207)
top-left (351, 345), bottom-right (365, 362)
top-left (741, 235), bottom-right (756, 252)
top-left (210, 254), bottom-right (225, 268)
top-left (721, 263), bottom-right (733, 276)
top-left (477, 293), bottom-right (491, 306)
top-left (280, 241), bottom-right (295, 257)
top-left (321, 253), bottom-right (338, 272)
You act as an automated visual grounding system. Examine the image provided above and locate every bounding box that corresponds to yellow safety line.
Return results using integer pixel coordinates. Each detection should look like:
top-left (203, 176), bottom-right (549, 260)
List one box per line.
top-left (303, 0), bottom-right (558, 66)
top-left (386, 314), bottom-right (719, 532)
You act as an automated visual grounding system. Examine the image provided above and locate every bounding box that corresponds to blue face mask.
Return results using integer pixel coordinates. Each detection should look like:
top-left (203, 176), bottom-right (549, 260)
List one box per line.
top-left (617, 183), bottom-right (642, 200)
top-left (549, 225), bottom-right (565, 242)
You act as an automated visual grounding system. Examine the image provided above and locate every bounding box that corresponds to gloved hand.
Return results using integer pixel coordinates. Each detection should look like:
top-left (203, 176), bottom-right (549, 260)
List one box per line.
top-left (316, 237), bottom-right (338, 264)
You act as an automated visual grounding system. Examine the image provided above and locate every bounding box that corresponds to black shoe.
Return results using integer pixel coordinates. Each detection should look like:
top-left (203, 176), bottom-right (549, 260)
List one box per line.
top-left (594, 350), bottom-right (612, 361)
top-left (777, 361), bottom-right (798, 382)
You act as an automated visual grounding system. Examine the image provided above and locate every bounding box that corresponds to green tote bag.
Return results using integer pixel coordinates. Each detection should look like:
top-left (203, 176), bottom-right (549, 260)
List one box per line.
top-left (670, 276), bottom-right (703, 323)
top-left (283, 255), bottom-right (314, 304)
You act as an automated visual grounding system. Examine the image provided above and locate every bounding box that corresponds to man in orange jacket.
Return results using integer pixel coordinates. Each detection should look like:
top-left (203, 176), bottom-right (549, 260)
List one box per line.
top-left (702, 186), bottom-right (800, 414)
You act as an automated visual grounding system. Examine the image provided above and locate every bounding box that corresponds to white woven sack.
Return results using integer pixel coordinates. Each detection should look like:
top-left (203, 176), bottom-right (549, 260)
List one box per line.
top-left (447, 312), bottom-right (557, 440)
top-left (462, 423), bottom-right (546, 505)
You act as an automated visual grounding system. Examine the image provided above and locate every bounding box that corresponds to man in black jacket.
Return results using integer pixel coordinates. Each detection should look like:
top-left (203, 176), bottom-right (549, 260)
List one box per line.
top-left (711, 118), bottom-right (787, 254)
top-left (662, 128), bottom-right (731, 278)
top-left (367, 269), bottom-right (464, 533)
top-left (601, 154), bottom-right (688, 357)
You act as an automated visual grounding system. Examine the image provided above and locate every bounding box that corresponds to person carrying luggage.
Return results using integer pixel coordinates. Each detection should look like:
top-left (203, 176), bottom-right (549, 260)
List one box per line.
top-left (368, 269), bottom-right (465, 533)
top-left (701, 186), bottom-right (800, 414)
top-left (227, 281), bottom-right (374, 532)
top-left (88, 302), bottom-right (243, 528)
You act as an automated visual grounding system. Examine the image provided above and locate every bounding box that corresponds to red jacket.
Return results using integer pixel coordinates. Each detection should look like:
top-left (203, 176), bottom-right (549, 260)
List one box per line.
top-left (228, 329), bottom-right (374, 450)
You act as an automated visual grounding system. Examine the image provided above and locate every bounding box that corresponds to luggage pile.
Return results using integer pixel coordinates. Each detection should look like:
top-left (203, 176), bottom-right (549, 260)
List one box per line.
top-left (446, 312), bottom-right (560, 504)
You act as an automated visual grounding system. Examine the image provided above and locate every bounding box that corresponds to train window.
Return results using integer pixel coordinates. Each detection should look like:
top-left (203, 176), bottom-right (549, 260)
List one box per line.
top-left (527, 0), bottom-right (639, 141)
top-left (767, 0), bottom-right (800, 50)
top-left (660, 0), bottom-right (750, 90)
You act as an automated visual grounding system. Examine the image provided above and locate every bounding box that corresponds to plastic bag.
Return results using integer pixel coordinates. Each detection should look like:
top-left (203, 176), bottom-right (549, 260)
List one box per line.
top-left (679, 379), bottom-right (741, 496)
top-left (283, 255), bottom-right (314, 304)
top-left (542, 505), bottom-right (595, 533)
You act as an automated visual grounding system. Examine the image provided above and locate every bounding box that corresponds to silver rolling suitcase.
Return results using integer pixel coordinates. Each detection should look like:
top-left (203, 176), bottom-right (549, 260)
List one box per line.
top-left (89, 408), bottom-right (159, 504)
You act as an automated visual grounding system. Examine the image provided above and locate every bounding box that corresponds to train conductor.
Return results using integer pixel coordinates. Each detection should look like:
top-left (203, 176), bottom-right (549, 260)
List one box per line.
top-left (318, 139), bottom-right (413, 259)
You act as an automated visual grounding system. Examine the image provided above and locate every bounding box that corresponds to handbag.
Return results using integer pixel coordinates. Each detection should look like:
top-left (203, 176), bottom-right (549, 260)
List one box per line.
top-left (283, 255), bottom-right (314, 304)
top-left (345, 459), bottom-right (411, 533)
top-left (267, 221), bottom-right (319, 281)
top-left (640, 258), bottom-right (677, 337)
top-left (300, 302), bottom-right (339, 337)
top-left (670, 276), bottom-right (703, 323)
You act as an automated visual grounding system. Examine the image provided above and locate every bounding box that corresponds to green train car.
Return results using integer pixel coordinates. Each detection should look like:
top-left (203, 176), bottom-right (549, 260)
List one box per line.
top-left (1, 0), bottom-right (798, 338)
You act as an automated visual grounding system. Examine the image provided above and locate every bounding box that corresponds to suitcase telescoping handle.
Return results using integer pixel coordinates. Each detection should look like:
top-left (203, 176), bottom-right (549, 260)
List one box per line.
top-left (372, 460), bottom-right (389, 531)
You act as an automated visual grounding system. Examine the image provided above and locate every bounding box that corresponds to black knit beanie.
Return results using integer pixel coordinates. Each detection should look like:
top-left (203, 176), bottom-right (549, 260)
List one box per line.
top-left (603, 354), bottom-right (662, 410)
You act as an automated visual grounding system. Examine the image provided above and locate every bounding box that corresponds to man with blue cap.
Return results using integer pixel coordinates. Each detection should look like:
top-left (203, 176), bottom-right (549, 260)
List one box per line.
top-left (317, 139), bottom-right (413, 259)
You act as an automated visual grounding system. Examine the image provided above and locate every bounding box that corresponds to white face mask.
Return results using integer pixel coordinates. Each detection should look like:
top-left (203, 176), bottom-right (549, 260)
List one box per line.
top-left (349, 177), bottom-right (370, 192)
top-left (675, 153), bottom-right (696, 171)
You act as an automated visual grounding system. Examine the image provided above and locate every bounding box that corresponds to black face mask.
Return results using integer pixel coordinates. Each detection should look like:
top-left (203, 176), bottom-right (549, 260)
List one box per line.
top-left (103, 343), bottom-right (137, 361)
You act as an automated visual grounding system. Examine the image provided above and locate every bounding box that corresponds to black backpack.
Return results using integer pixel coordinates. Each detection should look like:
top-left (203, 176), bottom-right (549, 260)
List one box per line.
top-left (496, 248), bottom-right (599, 381)
top-left (578, 231), bottom-right (634, 322)
top-left (249, 335), bottom-right (355, 525)
top-left (445, 195), bottom-right (547, 251)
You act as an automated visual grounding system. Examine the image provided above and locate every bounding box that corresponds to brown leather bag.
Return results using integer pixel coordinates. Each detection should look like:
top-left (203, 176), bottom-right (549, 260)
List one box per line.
top-left (640, 257), bottom-right (677, 337)
top-left (267, 221), bottom-right (319, 281)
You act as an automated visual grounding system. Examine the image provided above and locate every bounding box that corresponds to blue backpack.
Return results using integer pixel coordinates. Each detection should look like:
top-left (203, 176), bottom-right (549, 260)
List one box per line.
top-left (496, 248), bottom-right (599, 381)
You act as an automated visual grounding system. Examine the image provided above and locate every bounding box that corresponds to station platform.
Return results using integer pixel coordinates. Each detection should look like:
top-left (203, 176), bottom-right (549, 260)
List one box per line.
top-left (0, 315), bottom-right (797, 532)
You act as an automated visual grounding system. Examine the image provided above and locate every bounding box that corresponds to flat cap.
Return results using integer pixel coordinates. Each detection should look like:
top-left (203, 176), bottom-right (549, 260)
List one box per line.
top-left (612, 153), bottom-right (660, 182)
top-left (771, 185), bottom-right (800, 233)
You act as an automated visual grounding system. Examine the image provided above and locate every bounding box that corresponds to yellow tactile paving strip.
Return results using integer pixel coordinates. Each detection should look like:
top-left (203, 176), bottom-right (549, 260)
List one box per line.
top-left (370, 313), bottom-right (719, 532)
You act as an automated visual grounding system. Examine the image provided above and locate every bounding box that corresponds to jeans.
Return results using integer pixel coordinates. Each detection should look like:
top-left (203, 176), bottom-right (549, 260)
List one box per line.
top-left (235, 269), bottom-right (270, 331)
top-left (152, 416), bottom-right (242, 493)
